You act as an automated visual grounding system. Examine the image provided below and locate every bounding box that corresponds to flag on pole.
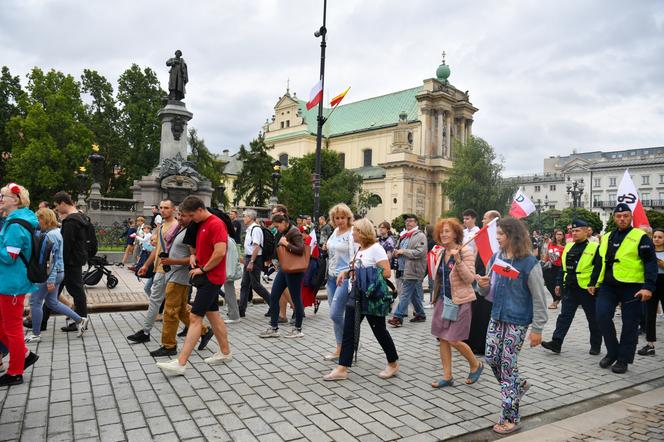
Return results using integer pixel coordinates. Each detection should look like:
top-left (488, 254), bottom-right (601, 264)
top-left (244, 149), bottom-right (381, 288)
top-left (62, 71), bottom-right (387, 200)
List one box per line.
top-left (306, 80), bottom-right (323, 110)
top-left (508, 189), bottom-right (536, 219)
top-left (474, 217), bottom-right (500, 267)
top-left (491, 257), bottom-right (521, 279)
top-left (617, 169), bottom-right (650, 227)
top-left (330, 86), bottom-right (350, 107)
top-left (427, 244), bottom-right (443, 279)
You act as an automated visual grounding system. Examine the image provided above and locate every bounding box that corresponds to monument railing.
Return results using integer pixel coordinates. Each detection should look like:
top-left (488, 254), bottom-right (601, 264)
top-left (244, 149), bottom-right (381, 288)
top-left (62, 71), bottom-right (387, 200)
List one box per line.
top-left (86, 195), bottom-right (143, 227)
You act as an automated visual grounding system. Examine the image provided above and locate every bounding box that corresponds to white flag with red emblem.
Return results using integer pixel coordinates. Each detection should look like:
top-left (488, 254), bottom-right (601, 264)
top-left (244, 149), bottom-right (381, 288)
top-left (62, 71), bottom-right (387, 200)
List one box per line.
top-left (491, 257), bottom-right (520, 279)
top-left (473, 217), bottom-right (500, 267)
top-left (508, 189), bottom-right (536, 219)
top-left (6, 246), bottom-right (21, 260)
top-left (617, 169), bottom-right (650, 227)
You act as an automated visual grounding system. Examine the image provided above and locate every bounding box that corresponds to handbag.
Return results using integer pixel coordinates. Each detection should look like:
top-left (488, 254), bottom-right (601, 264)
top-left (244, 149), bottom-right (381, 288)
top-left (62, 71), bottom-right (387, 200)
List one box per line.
top-left (190, 272), bottom-right (209, 288)
top-left (276, 231), bottom-right (311, 273)
top-left (439, 256), bottom-right (459, 321)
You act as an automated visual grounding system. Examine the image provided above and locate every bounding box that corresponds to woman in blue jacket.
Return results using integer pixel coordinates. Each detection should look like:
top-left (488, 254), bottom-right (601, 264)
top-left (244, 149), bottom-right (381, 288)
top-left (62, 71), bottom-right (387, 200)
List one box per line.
top-left (0, 183), bottom-right (39, 387)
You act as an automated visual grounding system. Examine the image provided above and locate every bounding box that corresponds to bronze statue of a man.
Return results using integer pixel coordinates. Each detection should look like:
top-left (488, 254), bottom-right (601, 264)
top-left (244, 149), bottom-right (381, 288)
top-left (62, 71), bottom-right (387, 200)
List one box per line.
top-left (166, 50), bottom-right (188, 101)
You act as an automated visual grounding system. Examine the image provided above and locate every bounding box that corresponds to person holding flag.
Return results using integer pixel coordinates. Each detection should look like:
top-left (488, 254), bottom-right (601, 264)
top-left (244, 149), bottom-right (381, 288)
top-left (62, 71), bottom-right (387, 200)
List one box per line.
top-left (477, 217), bottom-right (548, 435)
top-left (595, 203), bottom-right (658, 374)
top-left (541, 220), bottom-right (603, 356)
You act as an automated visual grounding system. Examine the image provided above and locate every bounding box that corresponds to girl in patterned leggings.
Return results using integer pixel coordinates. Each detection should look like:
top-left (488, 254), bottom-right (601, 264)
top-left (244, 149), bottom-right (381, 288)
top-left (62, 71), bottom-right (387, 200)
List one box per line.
top-left (478, 217), bottom-right (549, 435)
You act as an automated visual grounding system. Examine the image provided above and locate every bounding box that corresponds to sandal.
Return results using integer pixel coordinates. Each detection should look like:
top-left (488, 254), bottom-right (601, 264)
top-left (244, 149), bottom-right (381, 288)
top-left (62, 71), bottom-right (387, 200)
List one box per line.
top-left (492, 422), bottom-right (520, 434)
top-left (466, 361), bottom-right (484, 384)
top-left (432, 378), bottom-right (454, 388)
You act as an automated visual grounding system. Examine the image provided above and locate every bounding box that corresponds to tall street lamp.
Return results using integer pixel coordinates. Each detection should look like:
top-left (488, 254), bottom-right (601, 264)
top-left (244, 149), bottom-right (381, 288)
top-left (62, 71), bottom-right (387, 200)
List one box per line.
top-left (566, 177), bottom-right (585, 221)
top-left (531, 194), bottom-right (549, 233)
top-left (215, 180), bottom-right (226, 210)
top-left (312, 0), bottom-right (328, 237)
top-left (269, 160), bottom-right (282, 208)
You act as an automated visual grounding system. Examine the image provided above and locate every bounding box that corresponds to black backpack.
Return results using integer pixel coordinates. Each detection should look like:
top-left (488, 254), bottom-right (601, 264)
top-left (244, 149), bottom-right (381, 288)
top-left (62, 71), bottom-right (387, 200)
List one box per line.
top-left (251, 225), bottom-right (275, 261)
top-left (79, 213), bottom-right (98, 259)
top-left (6, 219), bottom-right (54, 283)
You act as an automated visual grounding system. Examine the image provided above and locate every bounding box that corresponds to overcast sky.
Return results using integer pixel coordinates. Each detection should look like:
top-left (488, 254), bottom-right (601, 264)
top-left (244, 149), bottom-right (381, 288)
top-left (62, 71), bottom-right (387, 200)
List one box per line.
top-left (2, 0), bottom-right (663, 174)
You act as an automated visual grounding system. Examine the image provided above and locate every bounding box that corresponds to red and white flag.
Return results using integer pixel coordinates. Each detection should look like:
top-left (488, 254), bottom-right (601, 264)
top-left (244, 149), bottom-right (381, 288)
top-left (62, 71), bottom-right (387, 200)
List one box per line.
top-left (306, 80), bottom-right (323, 110)
top-left (6, 246), bottom-right (21, 260)
top-left (474, 217), bottom-right (500, 267)
top-left (508, 189), bottom-right (536, 219)
top-left (617, 169), bottom-right (650, 227)
top-left (491, 257), bottom-right (520, 279)
top-left (427, 245), bottom-right (443, 279)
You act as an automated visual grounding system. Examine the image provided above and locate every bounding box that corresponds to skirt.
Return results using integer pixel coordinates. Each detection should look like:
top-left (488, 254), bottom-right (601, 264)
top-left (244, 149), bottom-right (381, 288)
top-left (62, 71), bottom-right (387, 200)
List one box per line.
top-left (431, 297), bottom-right (472, 342)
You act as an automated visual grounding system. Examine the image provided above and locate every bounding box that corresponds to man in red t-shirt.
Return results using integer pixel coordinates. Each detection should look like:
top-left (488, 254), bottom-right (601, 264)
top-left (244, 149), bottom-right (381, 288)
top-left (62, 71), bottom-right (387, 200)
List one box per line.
top-left (157, 196), bottom-right (233, 376)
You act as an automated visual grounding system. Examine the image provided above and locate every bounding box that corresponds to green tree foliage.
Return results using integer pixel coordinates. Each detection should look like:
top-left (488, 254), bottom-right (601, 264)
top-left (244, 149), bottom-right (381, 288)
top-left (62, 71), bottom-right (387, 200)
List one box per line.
top-left (391, 213), bottom-right (428, 233)
top-left (0, 66), bottom-right (25, 180)
top-left (5, 68), bottom-right (93, 203)
top-left (233, 135), bottom-right (274, 207)
top-left (117, 64), bottom-right (164, 186)
top-left (605, 209), bottom-right (664, 232)
top-left (443, 136), bottom-right (515, 220)
top-left (526, 207), bottom-right (603, 235)
top-left (278, 149), bottom-right (363, 217)
top-left (187, 127), bottom-right (228, 208)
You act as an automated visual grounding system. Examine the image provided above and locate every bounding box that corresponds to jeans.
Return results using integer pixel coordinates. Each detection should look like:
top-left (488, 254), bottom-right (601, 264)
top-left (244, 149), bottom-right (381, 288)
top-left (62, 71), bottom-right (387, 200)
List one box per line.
top-left (144, 277), bottom-right (154, 297)
top-left (31, 273), bottom-right (81, 336)
top-left (0, 295), bottom-right (28, 375)
top-left (393, 279), bottom-right (425, 319)
top-left (552, 285), bottom-right (602, 349)
top-left (269, 270), bottom-right (304, 329)
top-left (44, 264), bottom-right (87, 324)
top-left (143, 272), bottom-right (167, 335)
top-left (596, 282), bottom-right (642, 364)
top-left (162, 282), bottom-right (208, 349)
top-left (223, 281), bottom-right (240, 320)
top-left (239, 256), bottom-right (271, 315)
top-left (327, 276), bottom-right (350, 344)
top-left (645, 275), bottom-right (664, 342)
top-left (339, 305), bottom-right (398, 367)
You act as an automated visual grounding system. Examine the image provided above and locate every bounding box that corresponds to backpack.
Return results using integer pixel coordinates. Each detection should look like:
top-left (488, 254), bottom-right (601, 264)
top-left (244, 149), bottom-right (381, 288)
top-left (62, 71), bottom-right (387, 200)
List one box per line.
top-left (7, 219), bottom-right (54, 284)
top-left (81, 214), bottom-right (98, 259)
top-left (251, 225), bottom-right (276, 261)
top-left (225, 236), bottom-right (243, 281)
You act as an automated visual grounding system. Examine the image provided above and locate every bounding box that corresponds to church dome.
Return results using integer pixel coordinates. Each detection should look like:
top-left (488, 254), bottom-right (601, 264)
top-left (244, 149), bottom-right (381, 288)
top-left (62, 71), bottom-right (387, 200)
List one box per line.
top-left (436, 52), bottom-right (450, 82)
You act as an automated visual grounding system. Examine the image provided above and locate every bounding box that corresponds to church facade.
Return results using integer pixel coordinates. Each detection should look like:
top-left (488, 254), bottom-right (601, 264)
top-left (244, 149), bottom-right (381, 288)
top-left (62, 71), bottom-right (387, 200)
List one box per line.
top-left (227, 59), bottom-right (478, 223)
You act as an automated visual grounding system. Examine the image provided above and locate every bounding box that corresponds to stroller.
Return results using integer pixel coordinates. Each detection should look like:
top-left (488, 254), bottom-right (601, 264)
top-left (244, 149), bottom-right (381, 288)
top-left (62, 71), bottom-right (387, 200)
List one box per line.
top-left (83, 255), bottom-right (119, 289)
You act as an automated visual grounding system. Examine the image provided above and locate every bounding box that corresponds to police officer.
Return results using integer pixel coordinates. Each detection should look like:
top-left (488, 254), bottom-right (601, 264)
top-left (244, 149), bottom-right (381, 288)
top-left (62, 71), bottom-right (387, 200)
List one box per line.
top-left (541, 220), bottom-right (602, 355)
top-left (595, 203), bottom-right (658, 373)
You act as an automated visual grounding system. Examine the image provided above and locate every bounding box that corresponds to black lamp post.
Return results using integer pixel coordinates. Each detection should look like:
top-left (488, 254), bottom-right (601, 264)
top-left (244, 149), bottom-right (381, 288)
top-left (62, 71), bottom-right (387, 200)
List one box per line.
top-left (215, 181), bottom-right (226, 209)
top-left (88, 145), bottom-right (104, 185)
top-left (312, 0), bottom-right (328, 237)
top-left (271, 160), bottom-right (282, 198)
top-left (531, 194), bottom-right (549, 234)
top-left (566, 177), bottom-right (585, 221)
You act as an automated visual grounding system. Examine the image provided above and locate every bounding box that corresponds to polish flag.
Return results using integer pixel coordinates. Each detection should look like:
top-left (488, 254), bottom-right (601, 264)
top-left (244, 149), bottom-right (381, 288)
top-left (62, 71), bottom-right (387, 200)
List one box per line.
top-left (617, 169), bottom-right (650, 227)
top-left (306, 80), bottom-right (323, 110)
top-left (491, 257), bottom-right (520, 279)
top-left (6, 246), bottom-right (21, 260)
top-left (309, 227), bottom-right (319, 256)
top-left (427, 245), bottom-right (443, 279)
top-left (508, 189), bottom-right (536, 219)
top-left (474, 217), bottom-right (500, 267)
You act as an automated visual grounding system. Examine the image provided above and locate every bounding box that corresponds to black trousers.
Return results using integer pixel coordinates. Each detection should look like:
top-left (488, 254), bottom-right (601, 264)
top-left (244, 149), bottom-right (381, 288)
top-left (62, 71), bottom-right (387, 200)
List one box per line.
top-left (339, 305), bottom-right (398, 368)
top-left (465, 295), bottom-right (492, 354)
top-left (596, 282), bottom-right (642, 364)
top-left (43, 264), bottom-right (87, 326)
top-left (645, 275), bottom-right (664, 343)
top-left (552, 284), bottom-right (602, 349)
top-left (543, 266), bottom-right (562, 302)
top-left (239, 255), bottom-right (271, 314)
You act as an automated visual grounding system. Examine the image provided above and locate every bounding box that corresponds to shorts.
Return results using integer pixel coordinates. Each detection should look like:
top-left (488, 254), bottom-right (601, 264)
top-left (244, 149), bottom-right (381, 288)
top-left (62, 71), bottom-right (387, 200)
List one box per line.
top-left (191, 281), bottom-right (221, 316)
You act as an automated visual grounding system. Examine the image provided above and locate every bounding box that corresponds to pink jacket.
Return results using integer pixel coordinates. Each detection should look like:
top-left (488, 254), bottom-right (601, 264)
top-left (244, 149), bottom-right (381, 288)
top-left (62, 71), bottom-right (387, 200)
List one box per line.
top-left (431, 246), bottom-right (477, 305)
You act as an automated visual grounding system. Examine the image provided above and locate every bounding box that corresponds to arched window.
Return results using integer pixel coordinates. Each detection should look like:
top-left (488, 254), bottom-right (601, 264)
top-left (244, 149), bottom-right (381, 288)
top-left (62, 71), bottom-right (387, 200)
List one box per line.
top-left (279, 153), bottom-right (289, 167)
top-left (338, 153), bottom-right (345, 168)
top-left (363, 149), bottom-right (372, 167)
top-left (368, 194), bottom-right (382, 206)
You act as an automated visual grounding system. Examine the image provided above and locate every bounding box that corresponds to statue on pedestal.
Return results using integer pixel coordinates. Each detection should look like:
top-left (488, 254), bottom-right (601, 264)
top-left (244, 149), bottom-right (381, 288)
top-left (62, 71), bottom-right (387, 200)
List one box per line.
top-left (166, 50), bottom-right (188, 101)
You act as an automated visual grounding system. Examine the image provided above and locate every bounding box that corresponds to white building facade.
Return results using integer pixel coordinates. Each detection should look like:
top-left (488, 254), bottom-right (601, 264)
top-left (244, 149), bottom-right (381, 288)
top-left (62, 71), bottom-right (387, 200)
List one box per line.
top-left (508, 146), bottom-right (664, 224)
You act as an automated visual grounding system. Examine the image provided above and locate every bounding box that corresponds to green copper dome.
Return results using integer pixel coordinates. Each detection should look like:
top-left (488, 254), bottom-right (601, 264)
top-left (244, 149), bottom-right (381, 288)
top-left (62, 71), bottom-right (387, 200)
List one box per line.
top-left (436, 62), bottom-right (450, 82)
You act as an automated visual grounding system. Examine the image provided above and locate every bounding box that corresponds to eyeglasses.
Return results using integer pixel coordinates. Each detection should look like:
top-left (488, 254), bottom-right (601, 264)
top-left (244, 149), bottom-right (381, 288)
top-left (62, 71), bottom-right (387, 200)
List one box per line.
top-left (0, 194), bottom-right (16, 202)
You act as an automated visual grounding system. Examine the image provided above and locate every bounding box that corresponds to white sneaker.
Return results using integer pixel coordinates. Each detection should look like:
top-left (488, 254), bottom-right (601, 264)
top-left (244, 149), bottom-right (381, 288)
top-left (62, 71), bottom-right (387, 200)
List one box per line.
top-left (259, 328), bottom-right (280, 338)
top-left (424, 303), bottom-right (434, 309)
top-left (205, 351), bottom-right (233, 365)
top-left (224, 318), bottom-right (240, 324)
top-left (77, 317), bottom-right (90, 338)
top-left (156, 359), bottom-right (187, 376)
top-left (25, 333), bottom-right (41, 343)
top-left (283, 327), bottom-right (304, 339)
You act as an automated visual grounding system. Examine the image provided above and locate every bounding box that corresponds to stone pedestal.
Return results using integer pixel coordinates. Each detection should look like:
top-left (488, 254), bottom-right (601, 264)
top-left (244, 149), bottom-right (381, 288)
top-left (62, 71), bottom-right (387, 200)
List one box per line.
top-left (158, 101), bottom-right (193, 163)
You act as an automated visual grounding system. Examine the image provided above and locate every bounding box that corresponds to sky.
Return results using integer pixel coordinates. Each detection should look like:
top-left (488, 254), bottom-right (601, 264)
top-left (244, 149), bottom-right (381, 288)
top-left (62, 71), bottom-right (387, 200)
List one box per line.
top-left (2, 0), bottom-right (663, 175)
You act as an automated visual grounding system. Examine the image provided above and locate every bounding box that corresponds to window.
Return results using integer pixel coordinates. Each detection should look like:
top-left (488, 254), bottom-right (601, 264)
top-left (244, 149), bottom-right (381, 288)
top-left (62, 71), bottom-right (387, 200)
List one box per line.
top-left (363, 149), bottom-right (372, 167)
top-left (660, 174), bottom-right (664, 184)
top-left (278, 153), bottom-right (289, 167)
top-left (642, 175), bottom-right (650, 185)
top-left (338, 153), bottom-right (345, 168)
top-left (549, 184), bottom-right (556, 191)
top-left (609, 193), bottom-right (616, 202)
top-left (280, 121), bottom-right (284, 129)
top-left (534, 185), bottom-right (541, 192)
top-left (594, 178), bottom-right (601, 187)
top-left (286, 120), bottom-right (290, 128)
top-left (659, 192), bottom-right (664, 201)
top-left (609, 177), bottom-right (616, 187)
top-left (642, 192), bottom-right (650, 201)
top-left (593, 194), bottom-right (600, 207)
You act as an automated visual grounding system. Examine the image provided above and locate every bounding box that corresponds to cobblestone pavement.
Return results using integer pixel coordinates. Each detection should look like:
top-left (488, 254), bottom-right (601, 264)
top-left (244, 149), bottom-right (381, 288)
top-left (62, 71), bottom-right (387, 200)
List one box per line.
top-left (1, 298), bottom-right (663, 441)
top-left (571, 404), bottom-right (664, 441)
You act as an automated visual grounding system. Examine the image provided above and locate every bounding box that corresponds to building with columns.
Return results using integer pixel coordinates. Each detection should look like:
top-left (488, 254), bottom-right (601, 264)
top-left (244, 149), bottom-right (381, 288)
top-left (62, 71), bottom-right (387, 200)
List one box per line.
top-left (507, 146), bottom-right (664, 225)
top-left (224, 57), bottom-right (478, 223)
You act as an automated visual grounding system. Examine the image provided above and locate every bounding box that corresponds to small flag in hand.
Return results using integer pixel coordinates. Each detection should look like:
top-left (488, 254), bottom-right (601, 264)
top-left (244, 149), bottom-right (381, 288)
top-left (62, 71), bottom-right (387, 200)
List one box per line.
top-left (491, 258), bottom-right (520, 279)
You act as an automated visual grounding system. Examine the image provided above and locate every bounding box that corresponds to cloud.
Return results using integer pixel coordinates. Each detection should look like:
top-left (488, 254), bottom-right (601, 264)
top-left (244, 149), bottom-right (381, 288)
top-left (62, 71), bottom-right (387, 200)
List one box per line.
top-left (1, 0), bottom-right (663, 175)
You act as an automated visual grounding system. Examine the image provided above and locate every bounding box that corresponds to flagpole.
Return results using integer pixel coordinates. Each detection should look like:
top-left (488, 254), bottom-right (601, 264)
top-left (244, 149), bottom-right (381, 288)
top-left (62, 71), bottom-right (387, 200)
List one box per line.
top-left (312, 0), bottom-right (327, 238)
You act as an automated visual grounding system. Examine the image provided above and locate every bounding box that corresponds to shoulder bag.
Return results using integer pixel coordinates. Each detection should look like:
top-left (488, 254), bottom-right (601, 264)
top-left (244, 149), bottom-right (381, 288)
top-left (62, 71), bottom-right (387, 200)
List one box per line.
top-left (277, 230), bottom-right (310, 273)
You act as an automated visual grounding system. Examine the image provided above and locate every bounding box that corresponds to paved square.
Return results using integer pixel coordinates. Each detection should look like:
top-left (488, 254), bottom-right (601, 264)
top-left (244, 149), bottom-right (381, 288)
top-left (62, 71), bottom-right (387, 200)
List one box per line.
top-left (1, 299), bottom-right (663, 441)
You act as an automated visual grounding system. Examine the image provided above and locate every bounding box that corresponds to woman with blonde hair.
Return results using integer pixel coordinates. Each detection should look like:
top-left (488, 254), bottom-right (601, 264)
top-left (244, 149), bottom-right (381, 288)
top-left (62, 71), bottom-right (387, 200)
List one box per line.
top-left (322, 203), bottom-right (357, 360)
top-left (430, 218), bottom-right (482, 388)
top-left (26, 208), bottom-right (89, 343)
top-left (0, 183), bottom-right (39, 387)
top-left (324, 218), bottom-right (399, 381)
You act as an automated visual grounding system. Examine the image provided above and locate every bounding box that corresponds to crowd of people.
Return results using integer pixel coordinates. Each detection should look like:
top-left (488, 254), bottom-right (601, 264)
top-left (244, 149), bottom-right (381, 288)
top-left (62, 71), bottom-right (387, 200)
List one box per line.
top-left (0, 181), bottom-right (662, 436)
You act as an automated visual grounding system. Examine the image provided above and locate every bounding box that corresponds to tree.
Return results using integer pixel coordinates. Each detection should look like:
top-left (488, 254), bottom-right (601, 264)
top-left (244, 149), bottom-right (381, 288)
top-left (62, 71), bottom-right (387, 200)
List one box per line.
top-left (278, 149), bottom-right (363, 217)
top-left (117, 64), bottom-right (164, 186)
top-left (391, 213), bottom-right (428, 233)
top-left (605, 209), bottom-right (664, 232)
top-left (0, 66), bottom-right (25, 180)
top-left (443, 136), bottom-right (516, 220)
top-left (188, 127), bottom-right (228, 207)
top-left (5, 68), bottom-right (93, 203)
top-left (525, 207), bottom-right (603, 235)
top-left (232, 135), bottom-right (274, 207)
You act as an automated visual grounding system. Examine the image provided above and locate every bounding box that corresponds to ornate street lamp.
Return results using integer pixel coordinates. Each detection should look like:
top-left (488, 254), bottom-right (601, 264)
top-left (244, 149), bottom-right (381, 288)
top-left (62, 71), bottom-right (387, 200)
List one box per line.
top-left (566, 177), bottom-right (585, 221)
top-left (76, 166), bottom-right (88, 210)
top-left (88, 144), bottom-right (105, 185)
top-left (269, 160), bottom-right (282, 209)
top-left (215, 180), bottom-right (226, 209)
top-left (531, 194), bottom-right (549, 234)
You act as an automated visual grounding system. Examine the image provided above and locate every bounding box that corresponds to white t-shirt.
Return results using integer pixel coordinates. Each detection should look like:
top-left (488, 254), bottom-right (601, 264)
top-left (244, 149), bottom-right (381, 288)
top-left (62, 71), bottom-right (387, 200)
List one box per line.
top-left (355, 243), bottom-right (389, 268)
top-left (463, 225), bottom-right (480, 251)
top-left (244, 222), bottom-right (263, 256)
